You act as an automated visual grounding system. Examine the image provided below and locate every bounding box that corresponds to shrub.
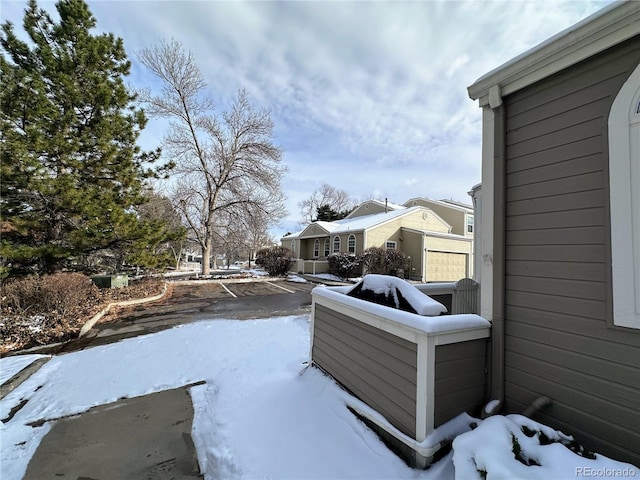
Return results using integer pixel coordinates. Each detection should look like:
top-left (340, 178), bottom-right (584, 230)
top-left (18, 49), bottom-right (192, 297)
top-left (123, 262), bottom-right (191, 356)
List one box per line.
top-left (2, 273), bottom-right (95, 316)
top-left (327, 253), bottom-right (360, 280)
top-left (361, 247), bottom-right (408, 277)
top-left (255, 246), bottom-right (294, 277)
top-left (1, 273), bottom-right (98, 350)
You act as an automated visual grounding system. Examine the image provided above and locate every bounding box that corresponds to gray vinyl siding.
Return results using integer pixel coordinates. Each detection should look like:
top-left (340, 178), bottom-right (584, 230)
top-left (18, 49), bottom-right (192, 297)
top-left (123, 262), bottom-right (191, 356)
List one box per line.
top-left (434, 339), bottom-right (487, 426)
top-left (502, 36), bottom-right (640, 465)
top-left (312, 304), bottom-right (418, 437)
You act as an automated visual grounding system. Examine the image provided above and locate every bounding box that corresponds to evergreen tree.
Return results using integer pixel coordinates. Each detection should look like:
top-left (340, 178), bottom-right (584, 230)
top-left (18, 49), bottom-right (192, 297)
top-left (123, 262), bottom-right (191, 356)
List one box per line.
top-left (0, 0), bottom-right (167, 275)
top-left (315, 204), bottom-right (349, 222)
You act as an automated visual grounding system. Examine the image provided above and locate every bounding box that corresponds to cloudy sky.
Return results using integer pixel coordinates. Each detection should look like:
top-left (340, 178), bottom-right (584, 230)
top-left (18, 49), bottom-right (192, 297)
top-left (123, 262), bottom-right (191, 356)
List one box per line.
top-left (2, 0), bottom-right (614, 236)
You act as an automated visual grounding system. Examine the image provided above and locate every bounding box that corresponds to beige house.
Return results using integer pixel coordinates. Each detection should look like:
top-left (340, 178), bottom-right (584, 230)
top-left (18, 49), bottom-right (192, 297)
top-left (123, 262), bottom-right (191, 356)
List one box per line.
top-left (403, 198), bottom-right (474, 239)
top-left (282, 203), bottom-right (473, 282)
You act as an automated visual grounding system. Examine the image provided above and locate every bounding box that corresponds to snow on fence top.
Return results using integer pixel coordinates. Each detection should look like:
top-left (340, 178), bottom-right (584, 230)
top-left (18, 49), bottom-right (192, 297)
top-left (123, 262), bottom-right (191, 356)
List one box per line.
top-left (347, 274), bottom-right (448, 316)
top-left (312, 276), bottom-right (490, 335)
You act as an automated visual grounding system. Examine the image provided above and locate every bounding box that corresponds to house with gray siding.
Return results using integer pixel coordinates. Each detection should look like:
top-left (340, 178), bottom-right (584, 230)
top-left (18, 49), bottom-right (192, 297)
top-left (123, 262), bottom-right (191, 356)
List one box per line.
top-left (468, 1), bottom-right (640, 466)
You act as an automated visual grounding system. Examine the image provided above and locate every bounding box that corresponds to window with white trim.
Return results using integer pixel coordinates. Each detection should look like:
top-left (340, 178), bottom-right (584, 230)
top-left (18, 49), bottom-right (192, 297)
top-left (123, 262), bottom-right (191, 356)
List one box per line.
top-left (385, 241), bottom-right (397, 250)
top-left (333, 236), bottom-right (341, 253)
top-left (313, 239), bottom-right (319, 258)
top-left (347, 234), bottom-right (356, 254)
top-left (467, 215), bottom-right (474, 234)
top-left (290, 240), bottom-right (296, 256)
top-left (608, 63), bottom-right (640, 329)
top-left (324, 238), bottom-right (330, 257)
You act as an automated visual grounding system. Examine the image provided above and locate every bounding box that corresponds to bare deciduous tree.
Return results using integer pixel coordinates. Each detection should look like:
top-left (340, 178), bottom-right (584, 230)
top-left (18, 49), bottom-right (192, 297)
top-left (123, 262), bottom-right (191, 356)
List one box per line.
top-left (212, 203), bottom-right (279, 269)
top-left (237, 204), bottom-right (277, 268)
top-left (138, 40), bottom-right (287, 275)
top-left (298, 183), bottom-right (357, 225)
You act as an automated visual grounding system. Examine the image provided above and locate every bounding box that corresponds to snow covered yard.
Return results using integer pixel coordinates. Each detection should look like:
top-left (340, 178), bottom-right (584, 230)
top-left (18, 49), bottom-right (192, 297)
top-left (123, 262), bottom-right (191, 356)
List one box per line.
top-left (1, 315), bottom-right (638, 479)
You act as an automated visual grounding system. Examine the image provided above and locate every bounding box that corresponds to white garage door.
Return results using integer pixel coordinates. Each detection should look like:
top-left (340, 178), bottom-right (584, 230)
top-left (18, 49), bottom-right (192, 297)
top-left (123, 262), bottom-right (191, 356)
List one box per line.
top-left (426, 251), bottom-right (467, 281)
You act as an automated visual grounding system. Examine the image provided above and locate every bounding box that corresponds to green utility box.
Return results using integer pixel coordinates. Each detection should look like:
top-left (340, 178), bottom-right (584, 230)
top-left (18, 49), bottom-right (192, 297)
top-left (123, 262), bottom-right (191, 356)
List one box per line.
top-left (91, 274), bottom-right (129, 289)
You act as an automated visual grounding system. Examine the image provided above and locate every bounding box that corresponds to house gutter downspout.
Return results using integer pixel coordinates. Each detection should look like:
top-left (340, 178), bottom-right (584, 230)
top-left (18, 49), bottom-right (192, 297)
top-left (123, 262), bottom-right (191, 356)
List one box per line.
top-left (490, 88), bottom-right (507, 412)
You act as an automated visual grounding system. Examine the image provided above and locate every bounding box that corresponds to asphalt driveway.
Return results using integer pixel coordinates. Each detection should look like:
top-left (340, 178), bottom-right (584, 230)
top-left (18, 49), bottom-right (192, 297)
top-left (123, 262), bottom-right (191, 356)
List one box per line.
top-left (50, 278), bottom-right (317, 354)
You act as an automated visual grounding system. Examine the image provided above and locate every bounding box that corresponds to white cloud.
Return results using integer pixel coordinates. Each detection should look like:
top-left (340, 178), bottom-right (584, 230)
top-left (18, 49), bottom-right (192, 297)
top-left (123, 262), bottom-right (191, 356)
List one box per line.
top-left (2, 0), bottom-right (614, 237)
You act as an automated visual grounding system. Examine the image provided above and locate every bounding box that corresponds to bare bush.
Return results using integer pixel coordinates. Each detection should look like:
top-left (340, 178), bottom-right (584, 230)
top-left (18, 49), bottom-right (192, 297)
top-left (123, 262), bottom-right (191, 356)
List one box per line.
top-left (2, 273), bottom-right (95, 316)
top-left (39, 273), bottom-right (96, 317)
top-left (1, 273), bottom-right (98, 350)
top-left (1, 275), bottom-right (41, 314)
top-left (1, 274), bottom-right (163, 353)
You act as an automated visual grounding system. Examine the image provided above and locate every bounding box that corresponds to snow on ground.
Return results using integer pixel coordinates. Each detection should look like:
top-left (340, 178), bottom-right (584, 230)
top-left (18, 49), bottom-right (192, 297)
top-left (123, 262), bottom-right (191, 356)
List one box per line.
top-left (453, 414), bottom-right (639, 480)
top-left (308, 272), bottom-right (361, 283)
top-left (1, 316), bottom-right (638, 480)
top-left (163, 269), bottom-right (200, 277)
top-left (246, 268), bottom-right (268, 277)
top-left (287, 274), bottom-right (308, 283)
top-left (308, 272), bottom-right (343, 282)
top-left (0, 354), bottom-right (49, 385)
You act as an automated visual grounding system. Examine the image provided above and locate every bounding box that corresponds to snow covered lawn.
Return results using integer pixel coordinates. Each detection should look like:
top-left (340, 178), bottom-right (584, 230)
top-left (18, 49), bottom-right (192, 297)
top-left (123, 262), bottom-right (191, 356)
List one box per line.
top-left (1, 315), bottom-right (637, 479)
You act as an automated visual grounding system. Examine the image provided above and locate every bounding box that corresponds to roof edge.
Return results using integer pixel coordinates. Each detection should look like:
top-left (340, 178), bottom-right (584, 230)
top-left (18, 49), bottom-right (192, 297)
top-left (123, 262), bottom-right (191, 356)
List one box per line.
top-left (468, 1), bottom-right (640, 106)
top-left (403, 197), bottom-right (472, 213)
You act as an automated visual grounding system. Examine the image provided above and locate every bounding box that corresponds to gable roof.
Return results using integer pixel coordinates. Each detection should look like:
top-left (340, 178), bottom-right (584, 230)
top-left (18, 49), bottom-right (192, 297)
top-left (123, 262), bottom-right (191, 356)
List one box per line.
top-left (344, 199), bottom-right (406, 219)
top-left (404, 197), bottom-right (473, 213)
top-left (286, 206), bottom-right (447, 240)
top-left (297, 221), bottom-right (340, 238)
top-left (438, 199), bottom-right (474, 211)
top-left (468, 1), bottom-right (640, 107)
top-left (332, 206), bottom-right (418, 233)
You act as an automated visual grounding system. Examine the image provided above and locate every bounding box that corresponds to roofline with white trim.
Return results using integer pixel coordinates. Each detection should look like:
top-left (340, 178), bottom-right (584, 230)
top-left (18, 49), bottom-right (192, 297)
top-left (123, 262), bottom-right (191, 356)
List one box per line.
top-left (403, 197), bottom-right (473, 213)
top-left (468, 1), bottom-right (640, 107)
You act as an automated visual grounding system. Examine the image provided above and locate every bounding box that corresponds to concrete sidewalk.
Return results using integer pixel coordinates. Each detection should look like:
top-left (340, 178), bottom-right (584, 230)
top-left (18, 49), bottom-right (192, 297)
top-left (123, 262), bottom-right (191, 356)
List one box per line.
top-left (23, 384), bottom-right (203, 480)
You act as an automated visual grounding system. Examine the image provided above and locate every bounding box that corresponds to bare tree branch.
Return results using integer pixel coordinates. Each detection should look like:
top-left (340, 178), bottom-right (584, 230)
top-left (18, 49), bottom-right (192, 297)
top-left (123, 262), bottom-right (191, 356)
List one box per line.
top-left (298, 183), bottom-right (358, 224)
top-left (138, 40), bottom-right (287, 275)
